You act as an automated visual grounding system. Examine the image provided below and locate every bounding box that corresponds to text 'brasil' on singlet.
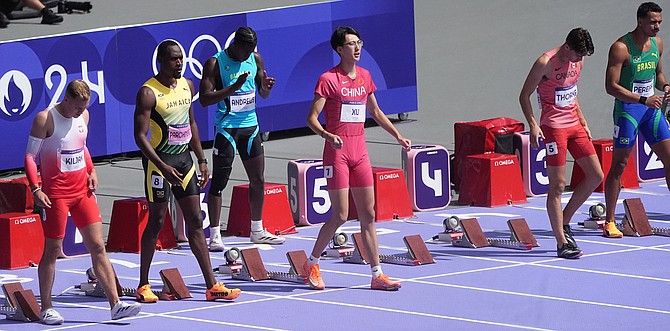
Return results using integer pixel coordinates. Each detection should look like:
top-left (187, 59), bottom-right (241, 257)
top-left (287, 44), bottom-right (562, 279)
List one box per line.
top-left (214, 50), bottom-right (258, 131)
top-left (616, 33), bottom-right (659, 105)
top-left (143, 76), bottom-right (193, 155)
top-left (41, 107), bottom-right (89, 198)
top-left (315, 65), bottom-right (376, 136)
top-left (536, 48), bottom-right (581, 129)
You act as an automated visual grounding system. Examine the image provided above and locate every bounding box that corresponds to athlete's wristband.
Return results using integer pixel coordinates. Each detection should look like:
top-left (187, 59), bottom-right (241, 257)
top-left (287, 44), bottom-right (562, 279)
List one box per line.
top-left (31, 187), bottom-right (42, 195)
top-left (197, 159), bottom-right (208, 165)
top-left (639, 96), bottom-right (647, 105)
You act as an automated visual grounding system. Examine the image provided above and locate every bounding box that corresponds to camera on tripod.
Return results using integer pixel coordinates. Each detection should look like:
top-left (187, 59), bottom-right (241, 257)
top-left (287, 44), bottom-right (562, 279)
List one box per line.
top-left (57, 0), bottom-right (92, 14)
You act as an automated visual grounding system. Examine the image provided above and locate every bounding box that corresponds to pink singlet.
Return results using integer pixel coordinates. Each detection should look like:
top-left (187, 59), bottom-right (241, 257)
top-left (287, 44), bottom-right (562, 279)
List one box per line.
top-left (316, 65), bottom-right (376, 189)
top-left (536, 49), bottom-right (595, 166)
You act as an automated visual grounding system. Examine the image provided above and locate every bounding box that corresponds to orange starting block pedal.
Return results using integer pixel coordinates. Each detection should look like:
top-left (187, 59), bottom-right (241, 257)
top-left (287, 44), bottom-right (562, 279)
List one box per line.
top-left (231, 248), bottom-right (307, 284)
top-left (0, 282), bottom-right (40, 322)
top-left (508, 218), bottom-right (539, 247)
top-left (79, 267), bottom-right (191, 300)
top-left (343, 233), bottom-right (435, 266)
top-left (452, 218), bottom-right (533, 250)
top-left (617, 198), bottom-right (670, 237)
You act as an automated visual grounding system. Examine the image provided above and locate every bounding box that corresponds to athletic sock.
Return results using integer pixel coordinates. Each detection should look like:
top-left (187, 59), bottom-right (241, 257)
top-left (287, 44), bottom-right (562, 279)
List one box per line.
top-left (308, 254), bottom-right (320, 266)
top-left (210, 226), bottom-right (221, 239)
top-left (371, 265), bottom-right (383, 278)
top-left (251, 220), bottom-right (263, 233)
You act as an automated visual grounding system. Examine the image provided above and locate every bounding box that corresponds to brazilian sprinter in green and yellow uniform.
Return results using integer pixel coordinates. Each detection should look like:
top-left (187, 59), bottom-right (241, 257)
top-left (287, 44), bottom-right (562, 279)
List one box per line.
top-left (604, 2), bottom-right (670, 238)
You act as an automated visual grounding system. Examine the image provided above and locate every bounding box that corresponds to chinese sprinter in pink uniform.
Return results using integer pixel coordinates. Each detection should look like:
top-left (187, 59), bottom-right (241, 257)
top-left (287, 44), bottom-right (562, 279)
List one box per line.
top-left (303, 27), bottom-right (411, 290)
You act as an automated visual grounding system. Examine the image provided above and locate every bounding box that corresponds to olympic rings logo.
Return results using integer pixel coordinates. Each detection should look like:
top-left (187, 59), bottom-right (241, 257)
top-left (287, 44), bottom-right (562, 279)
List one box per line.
top-left (151, 32), bottom-right (258, 102)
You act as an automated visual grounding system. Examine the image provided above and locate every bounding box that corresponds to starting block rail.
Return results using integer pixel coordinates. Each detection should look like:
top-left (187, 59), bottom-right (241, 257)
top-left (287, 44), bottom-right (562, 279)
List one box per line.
top-left (617, 198), bottom-right (670, 237)
top-left (343, 233), bottom-right (435, 266)
top-left (77, 267), bottom-right (191, 300)
top-left (231, 248), bottom-right (307, 284)
top-left (1, 283), bottom-right (40, 322)
top-left (452, 218), bottom-right (533, 250)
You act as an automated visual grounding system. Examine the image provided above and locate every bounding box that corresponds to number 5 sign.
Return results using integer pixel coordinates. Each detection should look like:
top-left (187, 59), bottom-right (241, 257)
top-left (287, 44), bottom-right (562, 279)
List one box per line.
top-left (287, 159), bottom-right (332, 226)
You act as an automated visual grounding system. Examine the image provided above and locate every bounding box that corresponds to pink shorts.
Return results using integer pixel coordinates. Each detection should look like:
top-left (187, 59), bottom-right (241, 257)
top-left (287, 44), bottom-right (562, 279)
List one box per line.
top-left (43, 191), bottom-right (102, 239)
top-left (541, 124), bottom-right (596, 167)
top-left (322, 135), bottom-right (374, 190)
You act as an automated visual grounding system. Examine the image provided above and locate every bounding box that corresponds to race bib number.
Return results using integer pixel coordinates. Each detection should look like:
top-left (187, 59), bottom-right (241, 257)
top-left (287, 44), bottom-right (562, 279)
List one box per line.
top-left (168, 124), bottom-right (192, 145)
top-left (633, 79), bottom-right (654, 97)
top-left (545, 142), bottom-right (558, 156)
top-left (340, 101), bottom-right (365, 123)
top-left (229, 90), bottom-right (256, 112)
top-left (60, 148), bottom-right (85, 172)
top-left (555, 84), bottom-right (578, 108)
top-left (324, 166), bottom-right (334, 179)
top-left (151, 175), bottom-right (164, 189)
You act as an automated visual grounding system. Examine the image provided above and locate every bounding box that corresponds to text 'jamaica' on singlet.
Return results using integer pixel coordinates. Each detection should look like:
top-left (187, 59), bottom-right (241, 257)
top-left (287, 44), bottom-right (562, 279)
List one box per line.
top-left (143, 76), bottom-right (193, 155)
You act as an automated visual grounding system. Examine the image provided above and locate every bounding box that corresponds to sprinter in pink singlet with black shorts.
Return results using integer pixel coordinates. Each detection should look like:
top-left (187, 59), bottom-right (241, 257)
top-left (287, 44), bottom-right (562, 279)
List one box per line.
top-left (520, 28), bottom-right (604, 259)
top-left (303, 27), bottom-right (411, 290)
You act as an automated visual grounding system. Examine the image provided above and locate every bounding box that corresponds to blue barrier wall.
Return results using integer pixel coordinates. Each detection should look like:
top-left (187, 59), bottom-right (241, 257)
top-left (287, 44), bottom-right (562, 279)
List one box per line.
top-left (0, 0), bottom-right (417, 171)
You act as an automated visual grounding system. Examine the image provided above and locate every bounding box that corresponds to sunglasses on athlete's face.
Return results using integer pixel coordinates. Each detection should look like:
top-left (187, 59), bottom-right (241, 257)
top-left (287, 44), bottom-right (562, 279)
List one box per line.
top-left (342, 40), bottom-right (364, 47)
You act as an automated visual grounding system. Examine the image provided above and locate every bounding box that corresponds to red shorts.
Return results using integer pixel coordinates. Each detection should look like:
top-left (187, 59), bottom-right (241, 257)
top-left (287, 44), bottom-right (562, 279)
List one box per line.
top-left (322, 135), bottom-right (374, 190)
top-left (541, 124), bottom-right (596, 167)
top-left (43, 191), bottom-right (102, 239)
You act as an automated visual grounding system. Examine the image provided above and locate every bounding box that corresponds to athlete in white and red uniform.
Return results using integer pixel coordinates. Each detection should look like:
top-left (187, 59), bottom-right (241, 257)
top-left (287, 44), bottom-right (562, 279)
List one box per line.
top-left (303, 27), bottom-right (411, 291)
top-left (519, 28), bottom-right (603, 259)
top-left (24, 80), bottom-right (141, 325)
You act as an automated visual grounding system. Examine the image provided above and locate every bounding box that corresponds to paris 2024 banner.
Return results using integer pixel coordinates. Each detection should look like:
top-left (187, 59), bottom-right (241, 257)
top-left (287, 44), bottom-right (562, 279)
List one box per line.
top-left (0, 0), bottom-right (417, 171)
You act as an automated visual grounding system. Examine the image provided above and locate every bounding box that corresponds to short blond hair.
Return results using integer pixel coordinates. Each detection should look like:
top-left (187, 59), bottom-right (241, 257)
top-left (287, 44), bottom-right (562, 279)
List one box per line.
top-left (66, 80), bottom-right (91, 100)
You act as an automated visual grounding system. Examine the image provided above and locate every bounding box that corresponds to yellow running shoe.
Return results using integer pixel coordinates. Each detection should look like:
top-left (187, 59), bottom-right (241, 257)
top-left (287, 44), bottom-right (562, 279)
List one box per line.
top-left (135, 284), bottom-right (158, 303)
top-left (303, 261), bottom-right (325, 290)
top-left (603, 221), bottom-right (623, 238)
top-left (206, 282), bottom-right (241, 301)
top-left (371, 274), bottom-right (401, 291)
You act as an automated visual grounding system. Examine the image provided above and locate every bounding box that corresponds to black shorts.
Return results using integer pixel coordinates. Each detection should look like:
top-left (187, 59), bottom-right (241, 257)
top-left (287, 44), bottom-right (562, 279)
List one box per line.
top-left (142, 151), bottom-right (200, 203)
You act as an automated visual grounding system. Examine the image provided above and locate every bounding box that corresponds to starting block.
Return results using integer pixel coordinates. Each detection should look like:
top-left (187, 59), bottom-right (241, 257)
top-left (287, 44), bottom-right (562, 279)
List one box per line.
top-left (431, 215), bottom-right (464, 243)
top-left (324, 232), bottom-right (355, 258)
top-left (617, 198), bottom-right (670, 237)
top-left (578, 203), bottom-right (606, 229)
top-left (214, 248), bottom-right (244, 274)
top-left (0, 282), bottom-right (40, 322)
top-left (343, 233), bottom-right (435, 266)
top-left (451, 218), bottom-right (533, 250)
top-left (230, 248), bottom-right (307, 284)
top-left (77, 267), bottom-right (191, 300)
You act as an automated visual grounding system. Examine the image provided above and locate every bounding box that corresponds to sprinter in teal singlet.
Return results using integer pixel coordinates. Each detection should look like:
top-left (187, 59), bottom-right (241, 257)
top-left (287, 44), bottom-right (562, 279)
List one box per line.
top-left (200, 27), bottom-right (285, 249)
top-left (604, 2), bottom-right (670, 238)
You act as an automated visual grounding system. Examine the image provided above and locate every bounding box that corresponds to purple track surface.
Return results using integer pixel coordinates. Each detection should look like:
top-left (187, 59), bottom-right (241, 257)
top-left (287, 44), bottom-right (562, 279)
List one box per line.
top-left (2, 181), bottom-right (670, 330)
